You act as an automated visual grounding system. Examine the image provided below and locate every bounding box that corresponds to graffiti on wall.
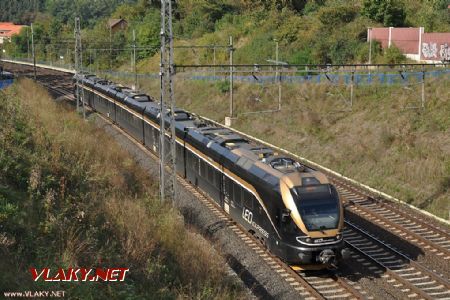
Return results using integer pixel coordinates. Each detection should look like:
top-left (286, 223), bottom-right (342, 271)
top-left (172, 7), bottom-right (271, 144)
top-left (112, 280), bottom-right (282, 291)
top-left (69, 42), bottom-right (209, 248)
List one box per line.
top-left (422, 42), bottom-right (450, 61)
top-left (439, 44), bottom-right (450, 61)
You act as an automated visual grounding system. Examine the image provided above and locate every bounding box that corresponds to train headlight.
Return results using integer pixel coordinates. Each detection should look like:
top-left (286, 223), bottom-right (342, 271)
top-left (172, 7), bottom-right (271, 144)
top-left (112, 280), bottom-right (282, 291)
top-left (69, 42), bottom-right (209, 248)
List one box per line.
top-left (305, 237), bottom-right (312, 243)
top-left (336, 234), bottom-right (341, 240)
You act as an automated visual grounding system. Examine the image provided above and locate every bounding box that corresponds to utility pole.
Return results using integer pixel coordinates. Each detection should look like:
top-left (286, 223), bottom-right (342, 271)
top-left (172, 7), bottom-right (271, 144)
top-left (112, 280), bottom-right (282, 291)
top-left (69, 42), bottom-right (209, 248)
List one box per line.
top-left (229, 36), bottom-right (234, 118)
top-left (421, 65), bottom-right (425, 108)
top-left (368, 27), bottom-right (372, 66)
top-left (95, 48), bottom-right (98, 73)
top-left (75, 17), bottom-right (85, 118)
top-left (26, 26), bottom-right (30, 60)
top-left (75, 18), bottom-right (80, 113)
top-left (350, 67), bottom-right (355, 110)
top-left (275, 39), bottom-right (281, 111)
top-left (213, 45), bottom-right (216, 78)
top-left (133, 29), bottom-right (137, 89)
top-left (31, 23), bottom-right (36, 80)
top-left (109, 25), bottom-right (112, 70)
top-left (159, 0), bottom-right (177, 202)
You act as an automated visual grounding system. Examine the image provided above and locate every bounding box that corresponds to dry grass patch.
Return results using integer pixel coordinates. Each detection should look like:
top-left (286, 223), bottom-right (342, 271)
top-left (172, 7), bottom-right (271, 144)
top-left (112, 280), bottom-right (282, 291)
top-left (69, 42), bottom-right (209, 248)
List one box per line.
top-left (0, 79), bottom-right (246, 298)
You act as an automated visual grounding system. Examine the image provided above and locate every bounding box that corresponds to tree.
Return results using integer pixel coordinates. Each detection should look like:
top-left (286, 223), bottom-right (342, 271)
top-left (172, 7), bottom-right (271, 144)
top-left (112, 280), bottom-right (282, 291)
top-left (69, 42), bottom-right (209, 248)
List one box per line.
top-left (236, 0), bottom-right (307, 12)
top-left (0, 0), bottom-right (45, 24)
top-left (45, 0), bottom-right (138, 28)
top-left (177, 0), bottom-right (235, 38)
top-left (303, 0), bottom-right (326, 14)
top-left (431, 0), bottom-right (448, 10)
top-left (10, 28), bottom-right (30, 55)
top-left (362, 0), bottom-right (406, 27)
top-left (318, 5), bottom-right (358, 26)
top-left (134, 9), bottom-right (161, 59)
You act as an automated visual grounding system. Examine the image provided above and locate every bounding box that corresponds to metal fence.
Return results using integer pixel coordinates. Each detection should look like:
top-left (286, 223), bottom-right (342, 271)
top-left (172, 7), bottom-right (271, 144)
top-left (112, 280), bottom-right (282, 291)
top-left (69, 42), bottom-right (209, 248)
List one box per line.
top-left (0, 79), bottom-right (14, 90)
top-left (3, 58), bottom-right (450, 86)
top-left (99, 68), bottom-right (450, 86)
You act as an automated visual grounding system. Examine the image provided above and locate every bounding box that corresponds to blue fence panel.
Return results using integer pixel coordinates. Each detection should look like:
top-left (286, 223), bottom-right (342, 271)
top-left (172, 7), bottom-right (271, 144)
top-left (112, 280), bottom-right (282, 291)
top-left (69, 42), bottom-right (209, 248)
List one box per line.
top-left (344, 74), bottom-right (350, 84)
top-left (107, 68), bottom-right (449, 86)
top-left (0, 79), bottom-right (14, 89)
top-left (16, 58), bottom-right (448, 86)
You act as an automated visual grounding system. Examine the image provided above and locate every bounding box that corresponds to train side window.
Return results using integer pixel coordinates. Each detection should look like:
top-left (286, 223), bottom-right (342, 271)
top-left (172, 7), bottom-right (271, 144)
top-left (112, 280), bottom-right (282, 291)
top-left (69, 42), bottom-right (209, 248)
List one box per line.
top-left (213, 169), bottom-right (221, 187)
top-left (224, 177), bottom-right (232, 199)
top-left (186, 151), bottom-right (192, 165)
top-left (186, 152), bottom-right (195, 169)
top-left (200, 160), bottom-right (207, 177)
top-left (176, 144), bottom-right (183, 159)
top-left (242, 190), bottom-right (253, 210)
top-left (152, 128), bottom-right (158, 145)
top-left (207, 165), bottom-right (214, 184)
top-left (233, 184), bottom-right (242, 206)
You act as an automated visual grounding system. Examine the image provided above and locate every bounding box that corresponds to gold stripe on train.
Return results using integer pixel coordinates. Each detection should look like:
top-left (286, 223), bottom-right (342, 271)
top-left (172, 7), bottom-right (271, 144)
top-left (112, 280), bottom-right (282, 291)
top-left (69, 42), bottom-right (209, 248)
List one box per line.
top-left (78, 83), bottom-right (282, 239)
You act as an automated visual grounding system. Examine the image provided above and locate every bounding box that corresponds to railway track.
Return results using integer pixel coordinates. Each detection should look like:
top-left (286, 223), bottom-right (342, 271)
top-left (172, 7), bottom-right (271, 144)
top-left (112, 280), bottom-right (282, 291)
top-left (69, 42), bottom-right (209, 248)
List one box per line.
top-left (177, 173), bottom-right (368, 300)
top-left (7, 67), bottom-right (364, 299)
top-left (332, 177), bottom-right (450, 262)
top-left (89, 98), bottom-right (367, 300)
top-left (344, 221), bottom-right (450, 299)
top-left (293, 268), bottom-right (369, 300)
top-left (4, 61), bottom-right (450, 299)
top-left (92, 101), bottom-right (368, 300)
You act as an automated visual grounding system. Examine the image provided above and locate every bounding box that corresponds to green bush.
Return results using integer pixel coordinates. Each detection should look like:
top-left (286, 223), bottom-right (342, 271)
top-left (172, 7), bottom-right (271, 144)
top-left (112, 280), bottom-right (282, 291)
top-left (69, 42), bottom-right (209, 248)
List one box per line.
top-left (216, 80), bottom-right (230, 94)
top-left (317, 5), bottom-right (358, 27)
top-left (177, 0), bottom-right (235, 38)
top-left (288, 48), bottom-right (314, 65)
top-left (356, 40), bottom-right (382, 63)
top-left (235, 31), bottom-right (276, 64)
top-left (0, 194), bottom-right (18, 223)
top-left (383, 45), bottom-right (407, 64)
top-left (303, 0), bottom-right (325, 14)
top-left (362, 0), bottom-right (406, 27)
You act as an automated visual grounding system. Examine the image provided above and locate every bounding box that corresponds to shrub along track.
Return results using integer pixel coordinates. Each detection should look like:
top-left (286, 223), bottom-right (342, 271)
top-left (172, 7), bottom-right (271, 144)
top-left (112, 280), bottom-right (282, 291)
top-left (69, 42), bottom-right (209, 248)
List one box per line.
top-left (3, 61), bottom-right (449, 299)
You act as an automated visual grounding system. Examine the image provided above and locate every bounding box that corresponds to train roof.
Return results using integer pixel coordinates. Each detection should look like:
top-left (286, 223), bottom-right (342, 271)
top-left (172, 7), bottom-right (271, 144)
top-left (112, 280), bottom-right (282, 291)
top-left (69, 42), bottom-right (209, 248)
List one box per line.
top-left (0, 71), bottom-right (14, 79)
top-left (76, 74), bottom-right (329, 189)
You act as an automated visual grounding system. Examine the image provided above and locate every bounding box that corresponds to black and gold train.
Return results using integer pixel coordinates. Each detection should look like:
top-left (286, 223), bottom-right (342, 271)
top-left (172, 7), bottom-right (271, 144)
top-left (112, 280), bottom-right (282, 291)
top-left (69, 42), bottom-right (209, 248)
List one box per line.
top-left (74, 74), bottom-right (349, 267)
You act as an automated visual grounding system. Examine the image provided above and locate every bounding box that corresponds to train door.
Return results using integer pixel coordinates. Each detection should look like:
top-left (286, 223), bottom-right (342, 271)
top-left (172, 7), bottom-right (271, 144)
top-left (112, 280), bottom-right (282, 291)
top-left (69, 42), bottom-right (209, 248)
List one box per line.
top-left (182, 139), bottom-right (187, 178)
top-left (152, 127), bottom-right (158, 153)
top-left (222, 173), bottom-right (231, 214)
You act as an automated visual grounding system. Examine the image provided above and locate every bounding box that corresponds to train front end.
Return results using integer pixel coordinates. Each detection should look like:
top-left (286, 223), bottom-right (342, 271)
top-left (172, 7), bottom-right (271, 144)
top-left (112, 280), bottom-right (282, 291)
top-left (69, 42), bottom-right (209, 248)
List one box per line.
top-left (275, 174), bottom-right (349, 267)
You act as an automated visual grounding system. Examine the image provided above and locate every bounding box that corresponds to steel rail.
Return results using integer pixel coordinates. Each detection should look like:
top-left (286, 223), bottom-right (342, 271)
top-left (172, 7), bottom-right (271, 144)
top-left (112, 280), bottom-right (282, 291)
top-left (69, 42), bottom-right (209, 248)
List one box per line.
top-left (7, 61), bottom-right (449, 299)
top-left (345, 221), bottom-right (450, 299)
top-left (8, 64), bottom-right (336, 300)
top-left (333, 178), bottom-right (450, 258)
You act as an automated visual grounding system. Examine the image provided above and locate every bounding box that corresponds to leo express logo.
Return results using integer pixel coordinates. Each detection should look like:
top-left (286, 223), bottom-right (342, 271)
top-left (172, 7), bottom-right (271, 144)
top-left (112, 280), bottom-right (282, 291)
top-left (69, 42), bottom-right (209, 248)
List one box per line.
top-left (30, 268), bottom-right (129, 282)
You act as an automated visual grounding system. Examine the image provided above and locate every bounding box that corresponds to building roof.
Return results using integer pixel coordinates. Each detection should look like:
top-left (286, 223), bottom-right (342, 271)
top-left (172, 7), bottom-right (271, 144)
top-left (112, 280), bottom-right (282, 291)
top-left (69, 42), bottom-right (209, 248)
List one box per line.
top-left (0, 22), bottom-right (25, 38)
top-left (108, 18), bottom-right (127, 29)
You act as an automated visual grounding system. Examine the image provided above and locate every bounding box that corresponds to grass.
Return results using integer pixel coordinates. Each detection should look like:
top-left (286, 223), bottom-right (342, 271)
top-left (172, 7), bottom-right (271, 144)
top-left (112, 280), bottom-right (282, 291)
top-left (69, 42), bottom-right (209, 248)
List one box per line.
top-left (0, 79), bottom-right (246, 299)
top-left (107, 73), bottom-right (450, 220)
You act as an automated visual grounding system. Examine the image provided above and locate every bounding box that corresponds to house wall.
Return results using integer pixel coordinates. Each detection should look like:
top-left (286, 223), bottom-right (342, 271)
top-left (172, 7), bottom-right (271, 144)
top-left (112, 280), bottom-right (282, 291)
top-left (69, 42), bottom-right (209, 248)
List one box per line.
top-left (421, 33), bottom-right (450, 61)
top-left (390, 28), bottom-right (421, 54)
top-left (369, 27), bottom-right (450, 62)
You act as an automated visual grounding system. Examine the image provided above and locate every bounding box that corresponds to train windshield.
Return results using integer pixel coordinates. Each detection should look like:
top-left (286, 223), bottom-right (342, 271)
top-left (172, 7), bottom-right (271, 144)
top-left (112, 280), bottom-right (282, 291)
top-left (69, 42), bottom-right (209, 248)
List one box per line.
top-left (291, 184), bottom-right (339, 231)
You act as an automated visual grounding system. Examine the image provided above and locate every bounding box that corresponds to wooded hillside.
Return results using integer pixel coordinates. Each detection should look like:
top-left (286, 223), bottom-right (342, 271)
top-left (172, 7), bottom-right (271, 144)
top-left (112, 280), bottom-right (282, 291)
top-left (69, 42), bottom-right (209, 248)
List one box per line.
top-left (2, 0), bottom-right (449, 67)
